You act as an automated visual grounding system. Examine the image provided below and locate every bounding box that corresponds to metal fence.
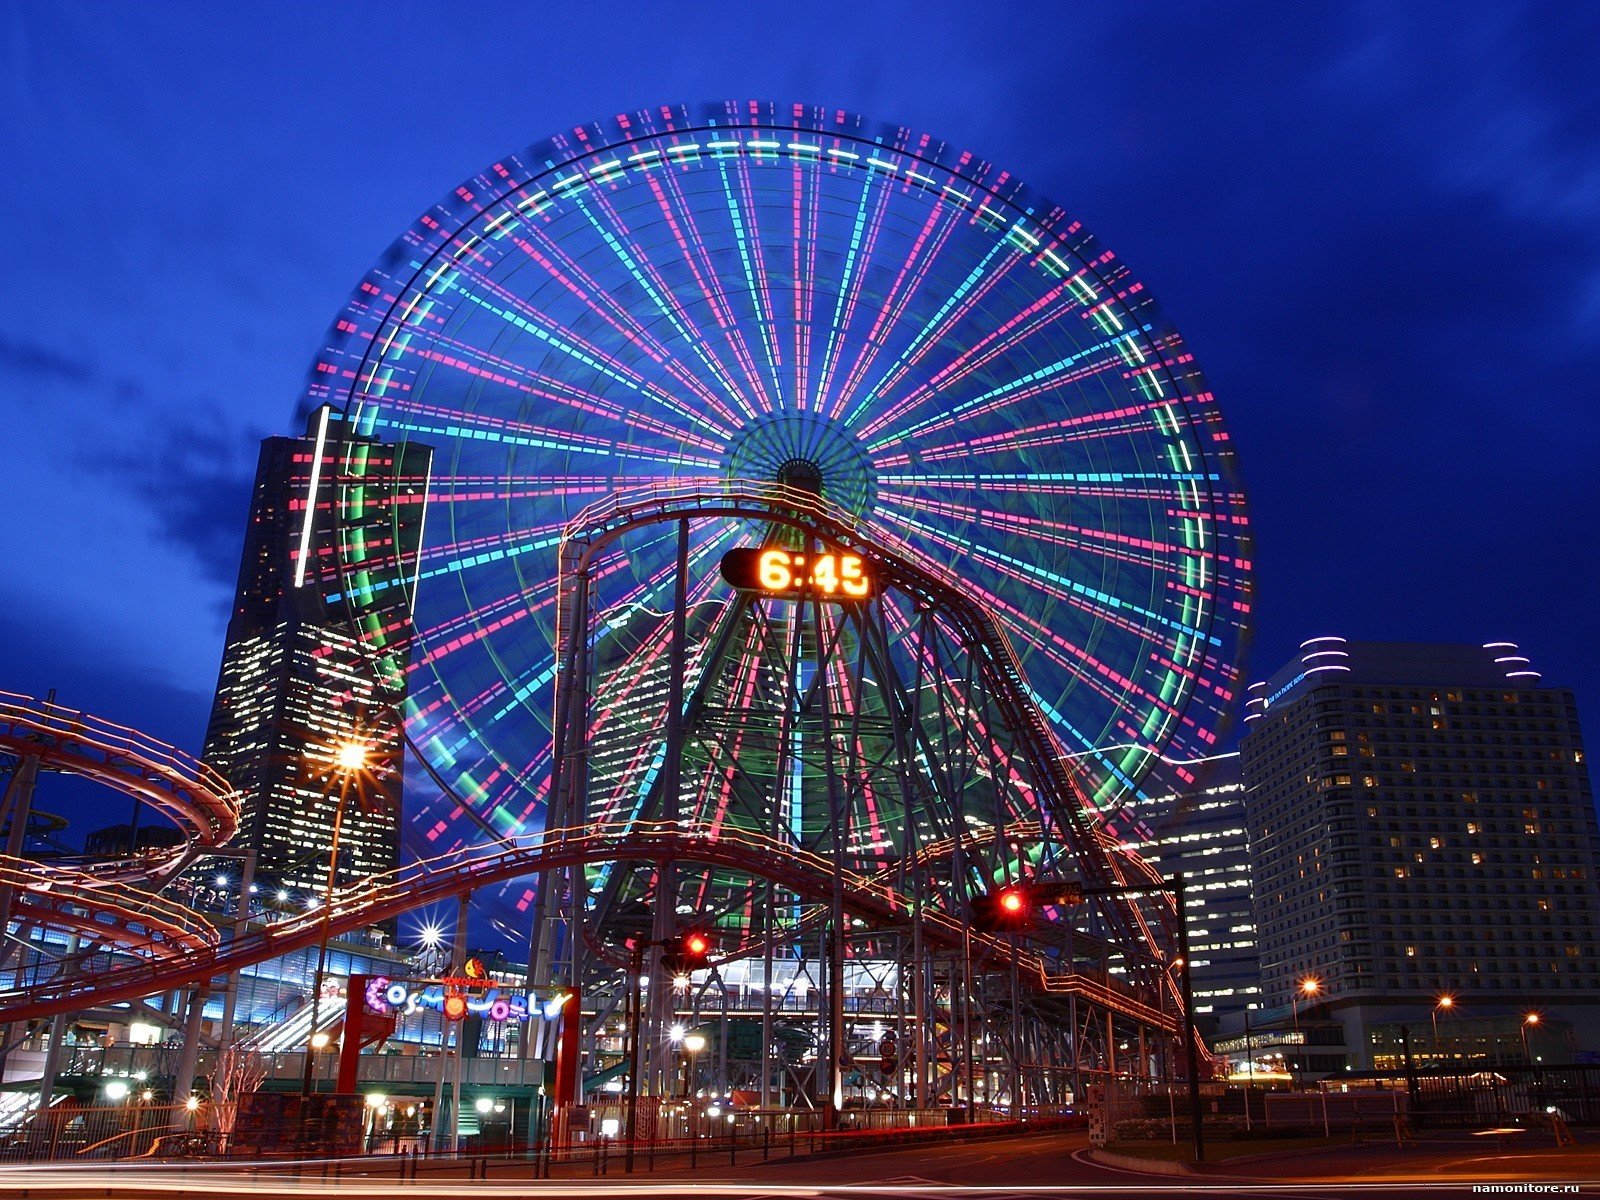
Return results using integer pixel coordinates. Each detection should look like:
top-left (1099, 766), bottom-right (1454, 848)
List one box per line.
top-left (0, 1101), bottom-right (220, 1162)
top-left (1345, 1066), bottom-right (1600, 1128)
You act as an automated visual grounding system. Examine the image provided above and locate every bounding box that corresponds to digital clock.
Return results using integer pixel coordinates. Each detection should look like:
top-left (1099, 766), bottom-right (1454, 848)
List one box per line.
top-left (719, 547), bottom-right (879, 601)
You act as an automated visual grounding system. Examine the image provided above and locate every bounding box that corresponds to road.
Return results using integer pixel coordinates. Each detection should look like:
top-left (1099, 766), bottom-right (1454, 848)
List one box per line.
top-left (0, 1130), bottom-right (1597, 1197)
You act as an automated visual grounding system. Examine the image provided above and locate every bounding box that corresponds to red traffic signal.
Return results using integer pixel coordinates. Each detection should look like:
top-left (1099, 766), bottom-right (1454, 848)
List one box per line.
top-left (971, 886), bottom-right (1034, 932)
top-left (662, 928), bottom-right (713, 975)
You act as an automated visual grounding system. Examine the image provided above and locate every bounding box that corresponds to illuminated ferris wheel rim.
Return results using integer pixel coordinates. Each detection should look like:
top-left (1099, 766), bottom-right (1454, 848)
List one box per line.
top-left (308, 101), bottom-right (1252, 843)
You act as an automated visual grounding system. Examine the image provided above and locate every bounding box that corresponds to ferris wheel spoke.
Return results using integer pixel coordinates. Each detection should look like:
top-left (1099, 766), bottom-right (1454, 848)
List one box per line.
top-left (864, 333), bottom-right (1131, 456)
top-left (886, 499), bottom-right (1210, 651)
top-left (811, 169), bottom-right (895, 417)
top-left (643, 157), bottom-right (784, 416)
top-left (879, 492), bottom-right (1177, 574)
top-left (568, 188), bottom-right (763, 426)
top-left (434, 264), bottom-right (741, 437)
top-left (404, 336), bottom-right (730, 452)
top-left (905, 390), bottom-right (1169, 466)
top-left (713, 153), bottom-right (790, 408)
top-left (826, 200), bottom-right (967, 423)
top-left (789, 158), bottom-right (820, 413)
top-left (494, 201), bottom-right (755, 431)
top-left (842, 238), bottom-right (1017, 436)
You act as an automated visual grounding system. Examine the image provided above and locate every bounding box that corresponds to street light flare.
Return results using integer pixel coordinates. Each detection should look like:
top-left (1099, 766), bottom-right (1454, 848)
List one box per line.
top-left (335, 741), bottom-right (370, 771)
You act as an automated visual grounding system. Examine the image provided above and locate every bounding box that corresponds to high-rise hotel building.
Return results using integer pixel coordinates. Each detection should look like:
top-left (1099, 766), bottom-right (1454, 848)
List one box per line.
top-left (202, 406), bottom-right (431, 896)
top-left (1241, 639), bottom-right (1600, 1067)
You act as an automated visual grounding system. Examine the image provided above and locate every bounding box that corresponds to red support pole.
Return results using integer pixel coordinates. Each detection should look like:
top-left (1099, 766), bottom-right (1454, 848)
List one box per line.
top-left (552, 986), bottom-right (582, 1133)
top-left (337, 975), bottom-right (367, 1093)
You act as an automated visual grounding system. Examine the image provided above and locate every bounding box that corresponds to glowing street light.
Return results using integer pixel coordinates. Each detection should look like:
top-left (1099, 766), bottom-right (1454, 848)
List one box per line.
top-left (1522, 1011), bottom-right (1541, 1064)
top-left (335, 741), bottom-right (370, 772)
top-left (681, 1032), bottom-right (708, 1099)
top-left (300, 737), bottom-right (372, 1099)
top-left (1432, 994), bottom-right (1455, 1061)
top-left (1291, 977), bottom-right (1320, 1086)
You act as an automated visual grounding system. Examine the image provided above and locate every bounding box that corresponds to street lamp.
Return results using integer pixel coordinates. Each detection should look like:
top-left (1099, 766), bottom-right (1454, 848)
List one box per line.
top-left (1521, 1012), bottom-right (1540, 1065)
top-left (1432, 995), bottom-right (1455, 1064)
top-left (299, 739), bottom-right (370, 1098)
top-left (681, 1032), bottom-right (707, 1099)
top-left (1291, 977), bottom-right (1320, 1085)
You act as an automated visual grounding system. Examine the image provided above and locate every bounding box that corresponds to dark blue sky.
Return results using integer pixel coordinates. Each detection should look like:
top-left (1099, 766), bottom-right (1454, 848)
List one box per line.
top-left (3, 3), bottom-right (1597, 834)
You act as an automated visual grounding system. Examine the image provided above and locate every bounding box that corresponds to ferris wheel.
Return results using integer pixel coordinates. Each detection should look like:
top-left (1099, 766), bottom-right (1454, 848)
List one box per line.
top-left (301, 101), bottom-right (1252, 897)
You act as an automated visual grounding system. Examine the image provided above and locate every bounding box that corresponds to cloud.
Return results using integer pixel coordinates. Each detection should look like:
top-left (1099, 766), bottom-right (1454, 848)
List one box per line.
top-left (0, 333), bottom-right (95, 386)
top-left (94, 407), bottom-right (262, 592)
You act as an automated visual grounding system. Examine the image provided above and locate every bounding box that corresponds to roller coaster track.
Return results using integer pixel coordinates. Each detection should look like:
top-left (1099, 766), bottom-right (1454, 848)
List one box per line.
top-left (0, 819), bottom-right (1176, 1032)
top-left (0, 691), bottom-right (239, 964)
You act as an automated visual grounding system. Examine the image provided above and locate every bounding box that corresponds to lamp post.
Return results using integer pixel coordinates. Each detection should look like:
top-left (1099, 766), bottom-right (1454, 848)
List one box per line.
top-left (1432, 995), bottom-right (1455, 1065)
top-left (299, 740), bottom-right (369, 1098)
top-left (1291, 977), bottom-right (1320, 1086)
top-left (681, 1032), bottom-right (707, 1099)
top-left (1521, 1012), bottom-right (1540, 1065)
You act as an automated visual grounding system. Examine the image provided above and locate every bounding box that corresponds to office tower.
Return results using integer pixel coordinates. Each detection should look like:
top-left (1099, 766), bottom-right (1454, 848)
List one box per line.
top-left (1118, 756), bottom-right (1261, 1030)
top-left (1241, 638), bottom-right (1600, 1067)
top-left (202, 406), bottom-right (431, 897)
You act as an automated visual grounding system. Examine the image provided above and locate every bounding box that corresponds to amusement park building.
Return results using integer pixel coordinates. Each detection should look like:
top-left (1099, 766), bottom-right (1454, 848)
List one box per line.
top-left (200, 407), bottom-right (431, 898)
top-left (1240, 639), bottom-right (1600, 1070)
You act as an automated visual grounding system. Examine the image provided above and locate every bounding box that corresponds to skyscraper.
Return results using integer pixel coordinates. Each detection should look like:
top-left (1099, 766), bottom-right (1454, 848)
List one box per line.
top-left (1241, 638), bottom-right (1600, 1068)
top-left (202, 406), bottom-right (431, 897)
top-left (1118, 755), bottom-right (1261, 1031)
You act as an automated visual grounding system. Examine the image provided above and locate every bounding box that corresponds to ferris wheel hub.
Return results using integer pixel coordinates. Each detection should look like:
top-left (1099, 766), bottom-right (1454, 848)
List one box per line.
top-left (723, 410), bottom-right (877, 518)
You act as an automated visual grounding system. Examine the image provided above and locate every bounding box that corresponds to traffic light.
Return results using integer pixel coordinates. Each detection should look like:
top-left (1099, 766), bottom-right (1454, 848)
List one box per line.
top-left (662, 928), bottom-right (713, 976)
top-left (970, 885), bottom-right (1034, 932)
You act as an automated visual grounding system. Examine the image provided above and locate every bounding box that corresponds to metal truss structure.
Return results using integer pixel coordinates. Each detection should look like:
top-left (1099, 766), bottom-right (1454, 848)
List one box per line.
top-left (525, 484), bottom-right (1194, 1111)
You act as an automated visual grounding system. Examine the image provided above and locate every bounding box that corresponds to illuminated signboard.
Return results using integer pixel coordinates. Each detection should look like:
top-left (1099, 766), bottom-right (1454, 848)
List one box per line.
top-left (363, 974), bottom-right (570, 1023)
top-left (719, 548), bottom-right (879, 601)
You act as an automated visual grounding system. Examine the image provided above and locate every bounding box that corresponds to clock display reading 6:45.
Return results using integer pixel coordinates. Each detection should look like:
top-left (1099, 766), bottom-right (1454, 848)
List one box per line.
top-left (719, 547), bottom-right (880, 601)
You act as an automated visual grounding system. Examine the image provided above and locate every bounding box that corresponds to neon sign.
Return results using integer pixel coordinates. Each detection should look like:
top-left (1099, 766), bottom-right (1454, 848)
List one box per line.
top-left (363, 974), bottom-right (561, 1023)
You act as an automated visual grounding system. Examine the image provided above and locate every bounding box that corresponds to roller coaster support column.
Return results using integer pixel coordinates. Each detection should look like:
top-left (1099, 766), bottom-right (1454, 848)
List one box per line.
top-left (213, 848), bottom-right (256, 1074)
top-left (623, 939), bottom-right (646, 1173)
top-left (0, 748), bottom-right (41, 1080)
top-left (171, 986), bottom-right (205, 1124)
top-left (35, 933), bottom-right (78, 1117)
top-left (0, 748), bottom-right (40, 944)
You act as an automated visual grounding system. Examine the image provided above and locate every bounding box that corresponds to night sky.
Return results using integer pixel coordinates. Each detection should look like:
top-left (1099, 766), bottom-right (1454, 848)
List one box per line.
top-left (4, 3), bottom-right (1597, 838)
